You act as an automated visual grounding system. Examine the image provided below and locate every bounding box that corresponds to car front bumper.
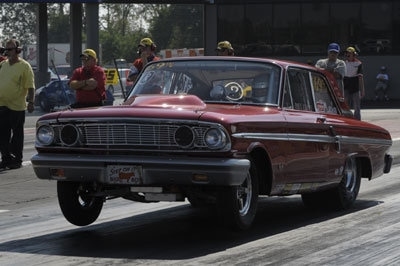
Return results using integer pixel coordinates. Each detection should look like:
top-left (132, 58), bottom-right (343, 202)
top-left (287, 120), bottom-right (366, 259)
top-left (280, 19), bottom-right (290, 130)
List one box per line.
top-left (31, 153), bottom-right (250, 186)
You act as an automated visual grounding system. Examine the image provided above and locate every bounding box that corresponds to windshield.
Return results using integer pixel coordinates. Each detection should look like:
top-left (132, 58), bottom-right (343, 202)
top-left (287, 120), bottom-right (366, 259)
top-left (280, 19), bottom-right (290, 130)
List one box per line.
top-left (128, 60), bottom-right (281, 105)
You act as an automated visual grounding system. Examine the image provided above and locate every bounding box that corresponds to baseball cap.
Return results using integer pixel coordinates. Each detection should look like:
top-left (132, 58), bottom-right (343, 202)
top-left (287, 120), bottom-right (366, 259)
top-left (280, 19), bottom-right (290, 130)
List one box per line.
top-left (327, 43), bottom-right (340, 53)
top-left (346, 46), bottom-right (356, 53)
top-left (138, 38), bottom-right (154, 47)
top-left (216, 41), bottom-right (234, 51)
top-left (80, 49), bottom-right (97, 60)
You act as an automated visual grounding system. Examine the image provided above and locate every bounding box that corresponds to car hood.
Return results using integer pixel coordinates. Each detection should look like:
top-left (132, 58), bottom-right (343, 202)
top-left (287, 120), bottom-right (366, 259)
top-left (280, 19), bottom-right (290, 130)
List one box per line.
top-left (38, 94), bottom-right (282, 124)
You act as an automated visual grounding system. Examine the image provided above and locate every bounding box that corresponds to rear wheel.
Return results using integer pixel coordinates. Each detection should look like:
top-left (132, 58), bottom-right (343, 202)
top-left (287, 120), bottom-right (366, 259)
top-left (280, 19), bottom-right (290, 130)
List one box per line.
top-left (57, 181), bottom-right (104, 226)
top-left (328, 156), bottom-right (361, 210)
top-left (302, 157), bottom-right (361, 210)
top-left (217, 160), bottom-right (259, 230)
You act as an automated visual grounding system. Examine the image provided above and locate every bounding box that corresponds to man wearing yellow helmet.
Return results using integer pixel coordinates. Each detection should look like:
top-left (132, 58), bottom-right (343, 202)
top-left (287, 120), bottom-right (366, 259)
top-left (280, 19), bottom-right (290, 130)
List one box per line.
top-left (343, 46), bottom-right (364, 120)
top-left (216, 41), bottom-right (235, 56)
top-left (127, 38), bottom-right (160, 82)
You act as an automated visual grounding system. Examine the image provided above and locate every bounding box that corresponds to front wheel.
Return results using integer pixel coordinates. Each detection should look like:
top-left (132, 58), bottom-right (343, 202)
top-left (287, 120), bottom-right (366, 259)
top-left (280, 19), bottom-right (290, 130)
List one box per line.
top-left (57, 181), bottom-right (104, 226)
top-left (217, 160), bottom-right (259, 230)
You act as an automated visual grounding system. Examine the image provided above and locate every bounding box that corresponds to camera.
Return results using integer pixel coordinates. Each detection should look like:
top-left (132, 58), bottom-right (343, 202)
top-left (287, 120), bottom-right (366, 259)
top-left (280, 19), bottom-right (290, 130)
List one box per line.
top-left (0, 47), bottom-right (5, 55)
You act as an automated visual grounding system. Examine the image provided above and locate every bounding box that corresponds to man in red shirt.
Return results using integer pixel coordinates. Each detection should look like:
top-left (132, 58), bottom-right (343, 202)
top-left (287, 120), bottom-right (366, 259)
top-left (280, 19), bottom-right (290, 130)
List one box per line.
top-left (127, 38), bottom-right (160, 82)
top-left (69, 49), bottom-right (106, 108)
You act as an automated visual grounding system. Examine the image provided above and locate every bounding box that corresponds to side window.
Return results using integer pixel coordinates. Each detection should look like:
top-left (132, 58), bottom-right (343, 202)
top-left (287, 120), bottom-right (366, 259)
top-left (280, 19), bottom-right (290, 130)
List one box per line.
top-left (286, 69), bottom-right (314, 111)
top-left (311, 73), bottom-right (338, 114)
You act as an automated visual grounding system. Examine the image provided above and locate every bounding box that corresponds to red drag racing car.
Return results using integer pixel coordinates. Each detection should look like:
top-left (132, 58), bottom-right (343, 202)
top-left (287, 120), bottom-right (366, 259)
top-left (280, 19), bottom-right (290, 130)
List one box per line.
top-left (31, 57), bottom-right (392, 230)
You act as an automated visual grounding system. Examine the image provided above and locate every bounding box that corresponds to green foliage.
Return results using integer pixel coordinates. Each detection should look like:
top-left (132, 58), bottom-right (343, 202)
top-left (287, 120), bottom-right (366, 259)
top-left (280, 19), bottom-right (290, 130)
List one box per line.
top-left (0, 3), bottom-right (37, 45)
top-left (150, 4), bottom-right (203, 50)
top-left (48, 4), bottom-right (70, 43)
top-left (99, 3), bottom-right (203, 64)
top-left (0, 3), bottom-right (204, 65)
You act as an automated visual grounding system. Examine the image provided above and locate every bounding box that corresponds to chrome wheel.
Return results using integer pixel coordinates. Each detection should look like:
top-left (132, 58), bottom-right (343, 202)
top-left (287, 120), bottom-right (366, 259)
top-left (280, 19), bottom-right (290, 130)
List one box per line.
top-left (343, 157), bottom-right (358, 195)
top-left (237, 173), bottom-right (252, 216)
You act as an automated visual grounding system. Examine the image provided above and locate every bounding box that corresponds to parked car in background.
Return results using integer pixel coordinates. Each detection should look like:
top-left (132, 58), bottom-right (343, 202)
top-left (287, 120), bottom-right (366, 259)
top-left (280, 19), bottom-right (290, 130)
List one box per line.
top-left (35, 79), bottom-right (76, 112)
top-left (53, 64), bottom-right (72, 79)
top-left (32, 57), bottom-right (393, 231)
top-left (31, 66), bottom-right (67, 82)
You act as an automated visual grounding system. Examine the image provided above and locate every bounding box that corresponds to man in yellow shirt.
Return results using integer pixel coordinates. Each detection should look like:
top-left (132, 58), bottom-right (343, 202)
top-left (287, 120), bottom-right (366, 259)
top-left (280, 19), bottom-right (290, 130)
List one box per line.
top-left (0, 38), bottom-right (35, 170)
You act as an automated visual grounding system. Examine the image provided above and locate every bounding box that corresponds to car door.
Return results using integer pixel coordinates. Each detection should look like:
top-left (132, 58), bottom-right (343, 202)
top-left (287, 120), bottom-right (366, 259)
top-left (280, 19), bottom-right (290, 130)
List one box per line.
top-left (281, 68), bottom-right (333, 186)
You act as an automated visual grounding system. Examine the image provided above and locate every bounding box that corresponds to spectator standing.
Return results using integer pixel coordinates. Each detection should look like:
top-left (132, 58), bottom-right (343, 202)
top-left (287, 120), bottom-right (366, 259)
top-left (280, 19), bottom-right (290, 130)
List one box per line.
top-left (343, 46), bottom-right (365, 120)
top-left (374, 66), bottom-right (389, 101)
top-left (315, 43), bottom-right (346, 94)
top-left (127, 38), bottom-right (160, 82)
top-left (216, 41), bottom-right (235, 56)
top-left (0, 38), bottom-right (35, 170)
top-left (69, 49), bottom-right (106, 108)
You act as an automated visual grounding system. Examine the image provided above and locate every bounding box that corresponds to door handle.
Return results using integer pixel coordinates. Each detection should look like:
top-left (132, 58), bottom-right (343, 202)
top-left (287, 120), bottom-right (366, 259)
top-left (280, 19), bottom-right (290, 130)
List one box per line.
top-left (329, 126), bottom-right (341, 153)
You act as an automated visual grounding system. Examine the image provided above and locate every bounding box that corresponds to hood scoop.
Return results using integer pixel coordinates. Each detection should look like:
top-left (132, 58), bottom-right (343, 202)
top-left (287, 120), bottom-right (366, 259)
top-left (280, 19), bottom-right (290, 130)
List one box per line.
top-left (129, 94), bottom-right (207, 110)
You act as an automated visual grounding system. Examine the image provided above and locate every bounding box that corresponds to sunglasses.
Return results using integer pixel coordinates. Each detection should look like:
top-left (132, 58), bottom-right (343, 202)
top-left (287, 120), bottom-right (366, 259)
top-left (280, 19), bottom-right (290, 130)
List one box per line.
top-left (4, 47), bottom-right (16, 51)
top-left (80, 56), bottom-right (91, 61)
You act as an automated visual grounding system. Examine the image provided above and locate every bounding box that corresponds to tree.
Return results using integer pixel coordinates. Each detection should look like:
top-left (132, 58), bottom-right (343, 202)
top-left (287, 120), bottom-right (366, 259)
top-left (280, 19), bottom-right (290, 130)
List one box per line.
top-left (98, 3), bottom-right (204, 64)
top-left (48, 3), bottom-right (70, 43)
top-left (0, 3), bottom-right (37, 45)
top-left (98, 3), bottom-right (170, 65)
top-left (149, 4), bottom-right (203, 50)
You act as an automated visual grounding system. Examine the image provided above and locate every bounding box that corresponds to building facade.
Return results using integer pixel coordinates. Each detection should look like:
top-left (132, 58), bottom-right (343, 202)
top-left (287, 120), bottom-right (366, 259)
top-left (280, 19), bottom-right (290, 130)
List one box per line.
top-left (203, 0), bottom-right (400, 100)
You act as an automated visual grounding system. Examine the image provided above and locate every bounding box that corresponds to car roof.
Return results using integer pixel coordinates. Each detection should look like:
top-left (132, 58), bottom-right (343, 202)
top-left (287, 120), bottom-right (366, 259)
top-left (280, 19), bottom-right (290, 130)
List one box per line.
top-left (151, 56), bottom-right (314, 69)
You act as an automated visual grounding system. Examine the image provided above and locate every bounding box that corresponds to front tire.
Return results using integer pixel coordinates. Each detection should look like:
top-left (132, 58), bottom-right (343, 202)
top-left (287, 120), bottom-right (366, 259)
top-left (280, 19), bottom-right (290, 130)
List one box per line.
top-left (57, 181), bottom-right (104, 226)
top-left (217, 160), bottom-right (259, 230)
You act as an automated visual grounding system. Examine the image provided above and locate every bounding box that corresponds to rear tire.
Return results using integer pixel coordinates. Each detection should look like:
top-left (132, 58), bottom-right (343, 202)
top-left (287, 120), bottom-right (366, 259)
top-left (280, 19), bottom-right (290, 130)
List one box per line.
top-left (328, 156), bottom-right (361, 210)
top-left (57, 181), bottom-right (104, 226)
top-left (302, 157), bottom-right (361, 210)
top-left (217, 160), bottom-right (259, 230)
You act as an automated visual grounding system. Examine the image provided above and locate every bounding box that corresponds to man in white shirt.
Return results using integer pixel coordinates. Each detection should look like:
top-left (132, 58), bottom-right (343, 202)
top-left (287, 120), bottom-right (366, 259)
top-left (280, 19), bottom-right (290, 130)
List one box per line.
top-left (343, 46), bottom-right (364, 120)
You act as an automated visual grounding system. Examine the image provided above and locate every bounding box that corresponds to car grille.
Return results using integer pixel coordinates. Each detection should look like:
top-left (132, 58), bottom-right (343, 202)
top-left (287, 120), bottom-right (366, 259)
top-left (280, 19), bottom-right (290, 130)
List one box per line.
top-left (54, 122), bottom-right (212, 150)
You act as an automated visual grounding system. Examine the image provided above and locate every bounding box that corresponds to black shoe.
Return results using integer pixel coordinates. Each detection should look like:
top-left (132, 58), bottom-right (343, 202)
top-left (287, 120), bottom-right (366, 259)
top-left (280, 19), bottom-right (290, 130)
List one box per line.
top-left (0, 161), bottom-right (8, 169)
top-left (7, 162), bottom-right (22, 169)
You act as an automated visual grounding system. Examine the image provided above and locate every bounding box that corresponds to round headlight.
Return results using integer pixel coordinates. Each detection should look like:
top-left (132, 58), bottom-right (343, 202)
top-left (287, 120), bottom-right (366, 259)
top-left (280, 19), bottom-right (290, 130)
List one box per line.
top-left (37, 125), bottom-right (55, 146)
top-left (205, 128), bottom-right (226, 149)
